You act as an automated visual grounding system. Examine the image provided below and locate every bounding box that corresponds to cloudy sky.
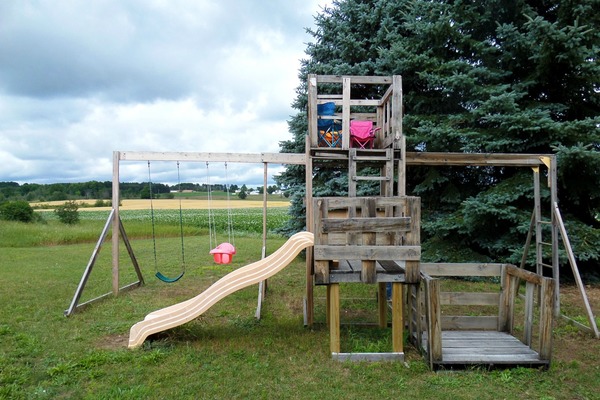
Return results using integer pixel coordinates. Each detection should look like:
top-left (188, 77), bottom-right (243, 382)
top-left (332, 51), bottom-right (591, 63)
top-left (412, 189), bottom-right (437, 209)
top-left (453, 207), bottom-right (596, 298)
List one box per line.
top-left (0, 0), bottom-right (331, 188)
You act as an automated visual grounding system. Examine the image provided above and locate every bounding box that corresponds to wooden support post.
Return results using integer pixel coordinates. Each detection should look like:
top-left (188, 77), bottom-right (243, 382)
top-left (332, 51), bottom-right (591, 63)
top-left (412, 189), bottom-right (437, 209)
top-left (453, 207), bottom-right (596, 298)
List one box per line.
top-left (539, 278), bottom-right (555, 360)
top-left (329, 283), bottom-right (341, 354)
top-left (392, 283), bottom-right (403, 353)
top-left (111, 151), bottom-right (120, 296)
top-left (426, 278), bottom-right (442, 366)
top-left (378, 282), bottom-right (388, 328)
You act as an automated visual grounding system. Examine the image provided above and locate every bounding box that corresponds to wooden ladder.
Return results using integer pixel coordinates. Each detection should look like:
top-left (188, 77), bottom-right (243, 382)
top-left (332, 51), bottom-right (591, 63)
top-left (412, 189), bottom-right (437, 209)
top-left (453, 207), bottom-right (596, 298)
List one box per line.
top-left (348, 148), bottom-right (394, 197)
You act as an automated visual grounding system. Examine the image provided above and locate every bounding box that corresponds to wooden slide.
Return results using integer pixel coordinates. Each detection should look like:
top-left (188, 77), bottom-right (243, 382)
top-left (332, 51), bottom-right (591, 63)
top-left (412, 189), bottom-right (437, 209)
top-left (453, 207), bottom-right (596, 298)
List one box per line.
top-left (128, 231), bottom-right (314, 348)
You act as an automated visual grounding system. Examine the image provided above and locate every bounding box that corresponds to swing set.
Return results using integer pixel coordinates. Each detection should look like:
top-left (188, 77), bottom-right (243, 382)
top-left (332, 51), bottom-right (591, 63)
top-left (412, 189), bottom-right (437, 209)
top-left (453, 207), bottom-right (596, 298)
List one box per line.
top-left (65, 150), bottom-right (305, 316)
top-left (146, 160), bottom-right (237, 284)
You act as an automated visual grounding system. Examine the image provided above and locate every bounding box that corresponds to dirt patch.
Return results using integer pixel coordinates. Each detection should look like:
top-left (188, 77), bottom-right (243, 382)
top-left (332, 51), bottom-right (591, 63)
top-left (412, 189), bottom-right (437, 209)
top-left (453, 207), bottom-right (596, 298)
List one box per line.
top-left (97, 334), bottom-right (129, 350)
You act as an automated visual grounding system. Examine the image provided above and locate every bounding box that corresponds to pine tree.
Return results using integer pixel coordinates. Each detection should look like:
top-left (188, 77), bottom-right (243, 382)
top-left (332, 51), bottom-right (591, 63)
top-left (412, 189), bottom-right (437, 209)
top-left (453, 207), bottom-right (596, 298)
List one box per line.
top-left (277, 0), bottom-right (600, 271)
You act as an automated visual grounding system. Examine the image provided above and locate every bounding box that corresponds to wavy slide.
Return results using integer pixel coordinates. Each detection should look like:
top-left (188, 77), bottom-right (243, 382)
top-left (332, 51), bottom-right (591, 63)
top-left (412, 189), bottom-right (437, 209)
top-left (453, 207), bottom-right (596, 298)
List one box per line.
top-left (128, 231), bottom-right (314, 348)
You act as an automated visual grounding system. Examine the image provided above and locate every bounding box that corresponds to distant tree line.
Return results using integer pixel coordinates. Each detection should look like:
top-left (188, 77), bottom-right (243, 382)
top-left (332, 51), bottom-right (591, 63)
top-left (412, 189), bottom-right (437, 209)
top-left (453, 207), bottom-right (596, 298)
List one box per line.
top-left (0, 181), bottom-right (240, 203)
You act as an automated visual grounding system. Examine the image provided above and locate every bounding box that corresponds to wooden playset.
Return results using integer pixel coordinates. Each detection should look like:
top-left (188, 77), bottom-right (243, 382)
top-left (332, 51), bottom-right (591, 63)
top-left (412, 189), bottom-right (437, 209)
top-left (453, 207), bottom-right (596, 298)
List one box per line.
top-left (66, 75), bottom-right (598, 368)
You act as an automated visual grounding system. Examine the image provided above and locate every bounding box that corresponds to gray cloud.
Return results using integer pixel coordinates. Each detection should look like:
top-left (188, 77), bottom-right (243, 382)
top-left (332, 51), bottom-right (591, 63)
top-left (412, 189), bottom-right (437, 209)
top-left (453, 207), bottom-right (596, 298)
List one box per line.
top-left (0, 0), bottom-right (328, 186)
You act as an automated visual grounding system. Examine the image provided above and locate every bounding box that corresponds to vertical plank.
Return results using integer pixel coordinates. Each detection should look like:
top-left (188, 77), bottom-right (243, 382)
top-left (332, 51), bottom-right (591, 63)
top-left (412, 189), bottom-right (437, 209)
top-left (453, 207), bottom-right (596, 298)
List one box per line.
top-left (378, 282), bottom-right (388, 328)
top-left (405, 197), bottom-right (421, 283)
top-left (348, 149), bottom-right (357, 197)
top-left (498, 265), bottom-right (509, 331)
top-left (376, 101), bottom-right (383, 148)
top-left (398, 137), bottom-right (406, 196)
top-left (361, 198), bottom-right (377, 283)
top-left (392, 283), bottom-right (404, 353)
top-left (326, 282), bottom-right (331, 328)
top-left (524, 281), bottom-right (535, 346)
top-left (314, 198), bottom-right (330, 284)
top-left (329, 283), bottom-right (341, 354)
top-left (539, 278), bottom-right (555, 360)
top-left (342, 77), bottom-right (351, 149)
top-left (533, 167), bottom-right (543, 277)
top-left (387, 148), bottom-right (394, 197)
top-left (307, 74), bottom-right (318, 148)
top-left (392, 75), bottom-right (402, 150)
top-left (426, 279), bottom-right (442, 366)
top-left (414, 284), bottom-right (423, 349)
top-left (504, 275), bottom-right (518, 333)
top-left (262, 162), bottom-right (268, 257)
top-left (549, 156), bottom-right (560, 318)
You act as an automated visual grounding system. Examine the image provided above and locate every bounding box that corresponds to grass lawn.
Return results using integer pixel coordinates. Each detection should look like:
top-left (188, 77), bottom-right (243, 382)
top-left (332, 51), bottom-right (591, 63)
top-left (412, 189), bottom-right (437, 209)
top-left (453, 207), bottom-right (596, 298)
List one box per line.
top-left (1, 209), bottom-right (599, 399)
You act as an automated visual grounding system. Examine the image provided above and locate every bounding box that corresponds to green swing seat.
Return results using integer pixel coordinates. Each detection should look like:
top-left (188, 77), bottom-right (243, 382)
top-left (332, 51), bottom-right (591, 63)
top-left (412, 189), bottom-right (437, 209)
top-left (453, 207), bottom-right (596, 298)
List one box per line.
top-left (155, 271), bottom-right (185, 283)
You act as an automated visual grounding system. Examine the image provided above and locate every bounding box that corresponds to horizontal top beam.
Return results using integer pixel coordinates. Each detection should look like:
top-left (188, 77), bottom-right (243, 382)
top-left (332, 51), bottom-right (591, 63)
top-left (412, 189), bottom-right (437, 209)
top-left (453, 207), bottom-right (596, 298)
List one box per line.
top-left (314, 75), bottom-right (393, 84)
top-left (405, 152), bottom-right (553, 167)
top-left (116, 151), bottom-right (307, 165)
top-left (117, 150), bottom-right (554, 168)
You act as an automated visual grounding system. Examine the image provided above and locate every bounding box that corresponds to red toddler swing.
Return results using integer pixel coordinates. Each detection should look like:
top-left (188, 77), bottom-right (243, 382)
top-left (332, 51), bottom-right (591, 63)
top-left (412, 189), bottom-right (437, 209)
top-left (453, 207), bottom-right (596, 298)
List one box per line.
top-left (206, 162), bottom-right (236, 264)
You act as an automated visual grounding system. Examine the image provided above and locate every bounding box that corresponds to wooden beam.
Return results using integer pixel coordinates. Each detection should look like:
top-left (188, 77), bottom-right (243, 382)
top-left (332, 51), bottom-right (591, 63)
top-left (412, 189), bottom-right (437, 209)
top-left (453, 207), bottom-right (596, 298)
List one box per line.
top-left (118, 151), bottom-right (306, 165)
top-left (320, 217), bottom-right (411, 233)
top-left (316, 75), bottom-right (392, 84)
top-left (314, 245), bottom-right (421, 261)
top-left (405, 152), bottom-right (550, 167)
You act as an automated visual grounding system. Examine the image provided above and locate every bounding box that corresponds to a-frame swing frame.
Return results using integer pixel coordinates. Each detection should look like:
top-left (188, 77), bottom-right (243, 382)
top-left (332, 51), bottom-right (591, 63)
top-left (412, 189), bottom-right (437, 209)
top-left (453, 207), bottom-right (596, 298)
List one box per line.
top-left (66, 150), bottom-right (305, 316)
top-left (64, 208), bottom-right (144, 316)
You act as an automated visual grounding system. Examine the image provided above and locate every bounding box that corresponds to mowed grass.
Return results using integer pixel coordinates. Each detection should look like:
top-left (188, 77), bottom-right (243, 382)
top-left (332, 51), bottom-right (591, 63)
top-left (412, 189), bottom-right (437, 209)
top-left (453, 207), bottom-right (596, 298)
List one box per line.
top-left (1, 208), bottom-right (599, 399)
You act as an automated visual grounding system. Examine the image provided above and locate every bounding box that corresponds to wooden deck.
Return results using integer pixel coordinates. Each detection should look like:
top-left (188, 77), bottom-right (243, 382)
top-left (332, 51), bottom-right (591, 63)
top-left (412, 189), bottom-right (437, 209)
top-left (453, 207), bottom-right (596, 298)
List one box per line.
top-left (421, 331), bottom-right (550, 369)
top-left (409, 264), bottom-right (556, 369)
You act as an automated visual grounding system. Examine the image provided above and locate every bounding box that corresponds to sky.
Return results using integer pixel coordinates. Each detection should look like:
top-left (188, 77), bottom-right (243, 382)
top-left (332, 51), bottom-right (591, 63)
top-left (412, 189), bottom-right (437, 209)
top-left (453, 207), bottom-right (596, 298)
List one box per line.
top-left (0, 0), bottom-right (331, 188)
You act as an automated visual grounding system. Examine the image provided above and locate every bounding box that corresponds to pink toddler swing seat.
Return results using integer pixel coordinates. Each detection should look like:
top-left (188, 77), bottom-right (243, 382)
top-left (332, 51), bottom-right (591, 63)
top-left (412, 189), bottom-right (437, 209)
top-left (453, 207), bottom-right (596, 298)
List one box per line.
top-left (210, 242), bottom-right (236, 264)
top-left (350, 120), bottom-right (381, 149)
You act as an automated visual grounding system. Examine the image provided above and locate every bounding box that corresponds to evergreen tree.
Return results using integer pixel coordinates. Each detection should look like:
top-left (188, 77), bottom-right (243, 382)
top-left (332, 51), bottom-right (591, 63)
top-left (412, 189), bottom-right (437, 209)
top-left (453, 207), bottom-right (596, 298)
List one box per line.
top-left (277, 0), bottom-right (600, 271)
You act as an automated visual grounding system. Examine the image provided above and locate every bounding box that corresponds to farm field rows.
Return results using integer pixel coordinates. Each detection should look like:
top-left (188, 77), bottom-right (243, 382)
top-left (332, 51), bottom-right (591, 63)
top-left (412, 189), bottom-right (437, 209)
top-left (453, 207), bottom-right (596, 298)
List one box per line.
top-left (32, 198), bottom-right (291, 210)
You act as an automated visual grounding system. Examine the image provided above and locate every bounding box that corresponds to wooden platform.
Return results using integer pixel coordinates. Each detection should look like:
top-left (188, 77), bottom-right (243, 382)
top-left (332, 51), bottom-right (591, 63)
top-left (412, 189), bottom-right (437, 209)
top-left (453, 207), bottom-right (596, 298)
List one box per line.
top-left (422, 331), bottom-right (550, 369)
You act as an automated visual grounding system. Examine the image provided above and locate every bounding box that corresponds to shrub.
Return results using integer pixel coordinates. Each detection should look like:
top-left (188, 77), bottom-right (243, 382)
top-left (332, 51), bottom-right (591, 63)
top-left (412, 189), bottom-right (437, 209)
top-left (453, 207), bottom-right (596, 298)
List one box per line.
top-left (55, 200), bottom-right (80, 224)
top-left (0, 200), bottom-right (35, 222)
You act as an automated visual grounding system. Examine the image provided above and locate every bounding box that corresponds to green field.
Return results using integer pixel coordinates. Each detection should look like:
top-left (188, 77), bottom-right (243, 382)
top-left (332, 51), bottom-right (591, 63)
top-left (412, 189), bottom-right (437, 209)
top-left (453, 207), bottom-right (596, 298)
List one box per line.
top-left (1, 209), bottom-right (599, 399)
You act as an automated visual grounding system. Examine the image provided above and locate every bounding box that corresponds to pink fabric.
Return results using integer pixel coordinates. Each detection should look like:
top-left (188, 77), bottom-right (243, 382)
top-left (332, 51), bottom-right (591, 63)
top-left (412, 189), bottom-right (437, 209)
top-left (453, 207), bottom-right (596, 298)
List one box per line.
top-left (350, 120), bottom-right (375, 139)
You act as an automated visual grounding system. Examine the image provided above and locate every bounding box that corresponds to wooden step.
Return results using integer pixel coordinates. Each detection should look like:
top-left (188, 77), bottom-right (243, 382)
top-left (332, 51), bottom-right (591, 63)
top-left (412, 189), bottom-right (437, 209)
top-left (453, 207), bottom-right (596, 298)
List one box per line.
top-left (351, 176), bottom-right (391, 182)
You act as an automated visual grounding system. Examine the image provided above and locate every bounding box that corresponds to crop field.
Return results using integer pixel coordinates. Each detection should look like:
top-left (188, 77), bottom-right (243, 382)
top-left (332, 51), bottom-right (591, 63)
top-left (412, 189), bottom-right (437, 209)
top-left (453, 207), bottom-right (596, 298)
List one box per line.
top-left (32, 197), bottom-right (291, 211)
